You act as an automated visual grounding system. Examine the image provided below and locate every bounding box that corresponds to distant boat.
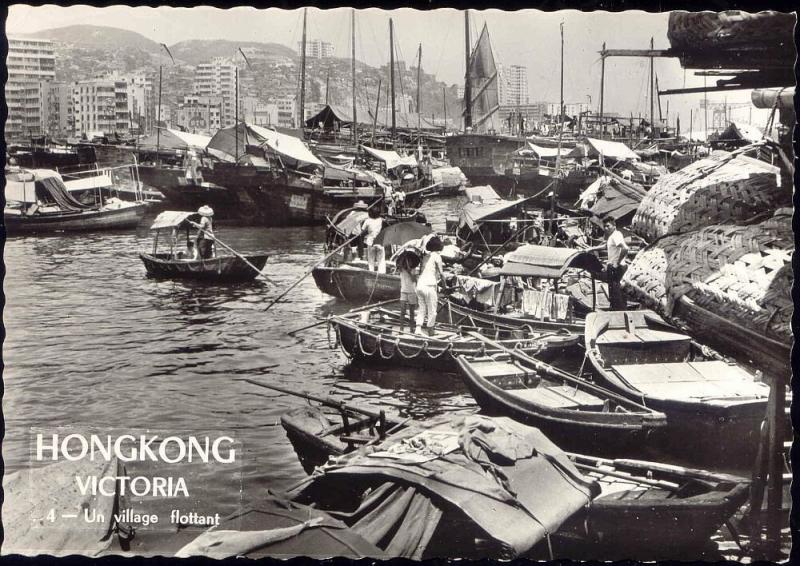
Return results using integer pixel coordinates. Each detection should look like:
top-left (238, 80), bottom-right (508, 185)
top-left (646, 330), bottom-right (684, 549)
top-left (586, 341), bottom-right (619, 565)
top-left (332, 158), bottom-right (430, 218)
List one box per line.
top-left (4, 168), bottom-right (147, 234)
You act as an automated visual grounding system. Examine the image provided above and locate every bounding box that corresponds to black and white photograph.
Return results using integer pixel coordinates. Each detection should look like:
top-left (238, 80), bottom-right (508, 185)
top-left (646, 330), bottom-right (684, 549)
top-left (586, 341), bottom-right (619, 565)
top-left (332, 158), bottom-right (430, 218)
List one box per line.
top-left (1, 3), bottom-right (795, 561)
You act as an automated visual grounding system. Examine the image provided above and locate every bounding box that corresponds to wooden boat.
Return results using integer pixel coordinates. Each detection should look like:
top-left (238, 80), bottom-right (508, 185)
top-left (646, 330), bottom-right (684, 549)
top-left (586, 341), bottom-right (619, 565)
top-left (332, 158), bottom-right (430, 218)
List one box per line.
top-left (585, 310), bottom-right (770, 464)
top-left (455, 352), bottom-right (667, 457)
top-left (312, 264), bottom-right (400, 302)
top-left (554, 453), bottom-right (750, 558)
top-left (440, 299), bottom-right (585, 335)
top-left (139, 211), bottom-right (268, 282)
top-left (330, 307), bottom-right (579, 371)
top-left (4, 167), bottom-right (148, 234)
top-left (287, 414), bottom-right (600, 559)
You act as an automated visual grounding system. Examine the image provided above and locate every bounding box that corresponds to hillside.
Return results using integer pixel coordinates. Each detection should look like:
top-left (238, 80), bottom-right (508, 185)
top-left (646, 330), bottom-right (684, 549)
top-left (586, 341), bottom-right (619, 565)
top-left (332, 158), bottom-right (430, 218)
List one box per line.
top-left (22, 24), bottom-right (161, 52)
top-left (169, 39), bottom-right (297, 66)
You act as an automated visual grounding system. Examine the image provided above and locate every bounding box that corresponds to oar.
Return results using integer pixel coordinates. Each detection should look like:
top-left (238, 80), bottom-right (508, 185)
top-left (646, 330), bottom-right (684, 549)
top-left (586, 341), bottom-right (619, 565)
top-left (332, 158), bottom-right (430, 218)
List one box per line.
top-left (465, 331), bottom-right (657, 413)
top-left (264, 235), bottom-right (359, 312)
top-left (286, 298), bottom-right (400, 336)
top-left (188, 220), bottom-right (265, 278)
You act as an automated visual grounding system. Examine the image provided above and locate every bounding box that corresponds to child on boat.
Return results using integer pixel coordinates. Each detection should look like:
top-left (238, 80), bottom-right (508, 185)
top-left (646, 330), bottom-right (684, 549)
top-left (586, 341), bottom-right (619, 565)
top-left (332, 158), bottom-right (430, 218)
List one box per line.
top-left (395, 250), bottom-right (419, 333)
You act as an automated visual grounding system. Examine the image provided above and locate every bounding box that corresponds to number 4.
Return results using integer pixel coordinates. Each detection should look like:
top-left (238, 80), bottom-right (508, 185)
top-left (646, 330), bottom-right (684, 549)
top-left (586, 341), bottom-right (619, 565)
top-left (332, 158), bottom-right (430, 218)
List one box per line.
top-left (46, 509), bottom-right (55, 523)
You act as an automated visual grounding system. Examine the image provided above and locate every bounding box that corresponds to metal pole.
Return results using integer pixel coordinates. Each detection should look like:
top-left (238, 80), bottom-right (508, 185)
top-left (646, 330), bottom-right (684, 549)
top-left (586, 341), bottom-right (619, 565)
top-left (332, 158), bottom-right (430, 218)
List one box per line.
top-left (372, 78), bottom-right (382, 146)
top-left (235, 64), bottom-right (239, 162)
top-left (156, 65), bottom-right (162, 164)
top-left (649, 37), bottom-right (654, 137)
top-left (416, 43), bottom-right (422, 134)
top-left (443, 86), bottom-right (447, 133)
top-left (298, 7), bottom-right (307, 130)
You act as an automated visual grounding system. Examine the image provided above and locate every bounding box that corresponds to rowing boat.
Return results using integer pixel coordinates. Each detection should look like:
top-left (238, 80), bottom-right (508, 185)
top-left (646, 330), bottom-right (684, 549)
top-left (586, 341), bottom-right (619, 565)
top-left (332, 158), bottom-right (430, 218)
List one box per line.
top-left (312, 265), bottom-right (400, 302)
top-left (440, 299), bottom-right (585, 335)
top-left (330, 308), bottom-right (579, 371)
top-left (139, 252), bottom-right (269, 281)
top-left (585, 310), bottom-right (770, 464)
top-left (455, 353), bottom-right (666, 456)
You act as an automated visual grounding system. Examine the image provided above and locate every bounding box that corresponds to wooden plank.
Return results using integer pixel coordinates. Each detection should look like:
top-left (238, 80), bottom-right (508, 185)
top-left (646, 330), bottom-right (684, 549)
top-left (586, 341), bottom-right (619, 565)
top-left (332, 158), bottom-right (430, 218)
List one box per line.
top-left (506, 387), bottom-right (582, 409)
top-left (547, 385), bottom-right (606, 409)
top-left (472, 360), bottom-right (529, 379)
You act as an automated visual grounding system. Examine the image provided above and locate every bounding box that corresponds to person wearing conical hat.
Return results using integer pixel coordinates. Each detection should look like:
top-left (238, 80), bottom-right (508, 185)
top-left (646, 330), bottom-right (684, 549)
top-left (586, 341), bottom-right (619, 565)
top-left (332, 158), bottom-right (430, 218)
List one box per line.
top-left (195, 205), bottom-right (215, 260)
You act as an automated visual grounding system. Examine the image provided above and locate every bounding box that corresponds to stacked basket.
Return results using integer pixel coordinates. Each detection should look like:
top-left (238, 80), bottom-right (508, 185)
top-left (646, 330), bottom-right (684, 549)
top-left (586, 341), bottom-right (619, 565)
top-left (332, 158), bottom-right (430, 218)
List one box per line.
top-left (623, 209), bottom-right (793, 365)
top-left (631, 150), bottom-right (787, 242)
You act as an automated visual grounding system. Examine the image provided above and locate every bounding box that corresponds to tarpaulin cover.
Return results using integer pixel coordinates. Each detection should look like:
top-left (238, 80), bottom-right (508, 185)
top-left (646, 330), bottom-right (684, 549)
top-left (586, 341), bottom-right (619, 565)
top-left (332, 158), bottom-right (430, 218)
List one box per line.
top-left (465, 185), bottom-right (503, 204)
top-left (459, 197), bottom-right (531, 232)
top-left (150, 210), bottom-right (197, 230)
top-left (207, 123), bottom-right (322, 166)
top-left (717, 122), bottom-right (764, 143)
top-left (138, 128), bottom-right (212, 150)
top-left (297, 415), bottom-right (598, 558)
top-left (361, 146), bottom-right (418, 169)
top-left (501, 245), bottom-right (604, 278)
top-left (582, 138), bottom-right (640, 161)
top-left (304, 103), bottom-right (457, 132)
top-left (374, 221), bottom-right (433, 247)
top-left (250, 124), bottom-right (323, 167)
top-left (589, 182), bottom-right (641, 221)
top-left (2, 458), bottom-right (121, 556)
top-left (38, 175), bottom-right (95, 211)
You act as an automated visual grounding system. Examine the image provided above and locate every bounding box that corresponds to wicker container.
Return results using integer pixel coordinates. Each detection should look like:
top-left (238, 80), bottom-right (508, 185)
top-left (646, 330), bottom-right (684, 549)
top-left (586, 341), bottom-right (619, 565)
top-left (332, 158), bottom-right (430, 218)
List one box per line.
top-left (631, 150), bottom-right (787, 242)
top-left (622, 209), bottom-right (792, 373)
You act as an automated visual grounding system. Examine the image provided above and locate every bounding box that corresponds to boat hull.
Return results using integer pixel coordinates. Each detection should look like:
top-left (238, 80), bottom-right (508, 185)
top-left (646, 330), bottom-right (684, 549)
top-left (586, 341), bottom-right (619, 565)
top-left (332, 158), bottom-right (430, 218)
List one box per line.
top-left (440, 300), bottom-right (585, 335)
top-left (4, 203), bottom-right (147, 234)
top-left (312, 266), bottom-right (400, 303)
top-left (136, 165), bottom-right (240, 219)
top-left (456, 357), bottom-right (660, 458)
top-left (139, 253), bottom-right (269, 281)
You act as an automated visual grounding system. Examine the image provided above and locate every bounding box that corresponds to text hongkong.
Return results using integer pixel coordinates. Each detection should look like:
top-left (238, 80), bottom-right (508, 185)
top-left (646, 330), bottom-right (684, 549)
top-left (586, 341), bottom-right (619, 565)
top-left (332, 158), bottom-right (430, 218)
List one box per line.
top-left (36, 434), bottom-right (237, 464)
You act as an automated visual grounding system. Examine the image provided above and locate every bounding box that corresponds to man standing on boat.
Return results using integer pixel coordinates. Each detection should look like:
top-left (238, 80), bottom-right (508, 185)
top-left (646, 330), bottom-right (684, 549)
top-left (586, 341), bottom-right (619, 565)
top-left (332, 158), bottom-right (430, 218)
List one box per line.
top-left (601, 216), bottom-right (628, 310)
top-left (194, 206), bottom-right (215, 260)
top-left (360, 207), bottom-right (385, 273)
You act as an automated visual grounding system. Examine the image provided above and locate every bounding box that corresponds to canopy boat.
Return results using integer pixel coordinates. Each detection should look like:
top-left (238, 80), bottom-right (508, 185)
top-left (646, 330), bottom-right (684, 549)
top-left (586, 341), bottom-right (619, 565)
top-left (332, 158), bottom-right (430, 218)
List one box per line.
top-left (555, 453), bottom-right (750, 559)
top-left (329, 307), bottom-right (578, 371)
top-left (273, 403), bottom-right (749, 559)
top-left (139, 211), bottom-right (268, 281)
top-left (4, 168), bottom-right (148, 234)
top-left (455, 350), bottom-right (666, 457)
top-left (287, 414), bottom-right (599, 560)
top-left (585, 310), bottom-right (770, 464)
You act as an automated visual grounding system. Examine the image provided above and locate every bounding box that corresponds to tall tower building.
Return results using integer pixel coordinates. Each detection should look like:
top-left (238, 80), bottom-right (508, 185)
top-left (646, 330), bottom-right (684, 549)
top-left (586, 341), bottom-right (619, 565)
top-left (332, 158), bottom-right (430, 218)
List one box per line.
top-left (193, 57), bottom-right (238, 127)
top-left (6, 37), bottom-right (56, 140)
top-left (504, 64), bottom-right (529, 106)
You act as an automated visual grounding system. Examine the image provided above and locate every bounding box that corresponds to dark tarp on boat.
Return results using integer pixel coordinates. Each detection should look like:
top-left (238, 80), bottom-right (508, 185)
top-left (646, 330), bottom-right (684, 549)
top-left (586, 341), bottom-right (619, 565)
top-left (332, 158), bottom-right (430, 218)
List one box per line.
top-left (501, 245), bottom-right (604, 278)
top-left (589, 181), bottom-right (645, 221)
top-left (34, 171), bottom-right (95, 212)
top-left (292, 415), bottom-right (599, 558)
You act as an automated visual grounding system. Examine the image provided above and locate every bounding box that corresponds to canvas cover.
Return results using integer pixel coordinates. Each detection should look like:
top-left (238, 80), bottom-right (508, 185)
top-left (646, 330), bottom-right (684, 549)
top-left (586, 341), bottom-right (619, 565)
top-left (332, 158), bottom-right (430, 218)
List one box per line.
top-left (150, 210), bottom-right (196, 230)
top-left (207, 123), bottom-right (322, 167)
top-left (63, 173), bottom-right (114, 192)
top-left (581, 138), bottom-right (640, 161)
top-left (526, 143), bottom-right (571, 159)
top-left (305, 103), bottom-right (456, 132)
top-left (501, 245), bottom-right (604, 278)
top-left (459, 197), bottom-right (531, 232)
top-left (464, 185), bottom-right (503, 204)
top-left (138, 129), bottom-right (212, 150)
top-left (301, 415), bottom-right (598, 558)
top-left (250, 124), bottom-right (323, 166)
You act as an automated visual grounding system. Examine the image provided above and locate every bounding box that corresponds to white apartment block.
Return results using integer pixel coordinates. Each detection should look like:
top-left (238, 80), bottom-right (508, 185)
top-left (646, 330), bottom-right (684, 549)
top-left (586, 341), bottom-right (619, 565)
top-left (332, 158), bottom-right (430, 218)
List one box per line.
top-left (498, 63), bottom-right (528, 106)
top-left (298, 39), bottom-right (335, 59)
top-left (104, 71), bottom-right (155, 134)
top-left (193, 57), bottom-right (237, 127)
top-left (6, 37), bottom-right (56, 140)
top-left (40, 82), bottom-right (74, 137)
top-left (72, 79), bottom-right (130, 135)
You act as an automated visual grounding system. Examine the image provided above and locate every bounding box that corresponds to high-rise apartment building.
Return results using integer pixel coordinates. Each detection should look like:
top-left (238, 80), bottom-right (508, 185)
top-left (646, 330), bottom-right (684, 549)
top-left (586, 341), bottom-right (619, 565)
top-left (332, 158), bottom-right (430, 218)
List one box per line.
top-left (499, 64), bottom-right (528, 106)
top-left (298, 39), bottom-right (335, 59)
top-left (40, 82), bottom-right (74, 137)
top-left (193, 57), bottom-right (238, 127)
top-left (71, 79), bottom-right (129, 136)
top-left (105, 71), bottom-right (155, 134)
top-left (6, 37), bottom-right (56, 140)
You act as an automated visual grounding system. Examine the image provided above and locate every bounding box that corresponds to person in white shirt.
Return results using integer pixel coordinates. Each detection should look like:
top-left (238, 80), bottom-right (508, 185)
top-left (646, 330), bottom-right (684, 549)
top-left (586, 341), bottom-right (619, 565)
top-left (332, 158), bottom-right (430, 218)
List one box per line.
top-left (360, 207), bottom-right (385, 273)
top-left (415, 237), bottom-right (446, 335)
top-left (602, 216), bottom-right (629, 310)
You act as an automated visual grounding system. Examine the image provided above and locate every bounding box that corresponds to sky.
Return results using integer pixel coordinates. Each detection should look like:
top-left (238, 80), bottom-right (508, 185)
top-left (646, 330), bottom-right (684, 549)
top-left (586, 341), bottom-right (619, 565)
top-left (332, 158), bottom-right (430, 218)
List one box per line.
top-left (8, 5), bottom-right (772, 130)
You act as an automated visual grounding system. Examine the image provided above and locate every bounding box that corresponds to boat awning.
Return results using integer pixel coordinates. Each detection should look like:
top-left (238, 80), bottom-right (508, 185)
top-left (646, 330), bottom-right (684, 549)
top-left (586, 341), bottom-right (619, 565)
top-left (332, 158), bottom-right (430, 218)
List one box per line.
top-left (526, 143), bottom-right (571, 159)
top-left (250, 124), bottom-right (323, 167)
top-left (501, 245), bottom-right (604, 278)
top-left (63, 174), bottom-right (113, 192)
top-left (5, 179), bottom-right (38, 203)
top-left (149, 210), bottom-right (197, 230)
top-left (361, 145), bottom-right (418, 169)
top-left (460, 197), bottom-right (531, 232)
top-left (584, 138), bottom-right (640, 161)
top-left (716, 122), bottom-right (764, 144)
top-left (589, 182), bottom-right (641, 221)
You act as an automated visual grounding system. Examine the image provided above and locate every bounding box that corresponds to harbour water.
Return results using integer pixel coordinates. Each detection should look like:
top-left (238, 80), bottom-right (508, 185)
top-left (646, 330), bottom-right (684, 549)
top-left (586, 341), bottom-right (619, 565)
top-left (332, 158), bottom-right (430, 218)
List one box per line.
top-left (2, 196), bottom-right (785, 559)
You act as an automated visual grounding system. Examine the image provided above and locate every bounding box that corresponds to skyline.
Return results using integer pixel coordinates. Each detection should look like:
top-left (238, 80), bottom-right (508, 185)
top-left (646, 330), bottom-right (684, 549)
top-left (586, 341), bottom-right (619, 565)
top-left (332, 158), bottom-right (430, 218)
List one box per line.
top-left (8, 5), bottom-right (775, 129)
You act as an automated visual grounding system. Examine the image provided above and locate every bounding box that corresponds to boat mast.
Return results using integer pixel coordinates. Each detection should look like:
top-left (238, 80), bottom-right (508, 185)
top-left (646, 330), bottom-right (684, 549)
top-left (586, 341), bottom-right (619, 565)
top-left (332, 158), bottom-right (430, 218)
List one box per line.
top-left (156, 64), bottom-right (162, 164)
top-left (599, 42), bottom-right (605, 139)
top-left (351, 8), bottom-right (357, 145)
top-left (443, 86), bottom-right (447, 133)
top-left (463, 10), bottom-right (472, 131)
top-left (649, 36), bottom-right (654, 138)
top-left (235, 60), bottom-right (239, 162)
top-left (298, 7), bottom-right (307, 130)
top-left (389, 18), bottom-right (396, 139)
top-left (372, 78), bottom-right (382, 146)
top-left (553, 22), bottom-right (565, 218)
top-left (416, 43), bottom-right (422, 136)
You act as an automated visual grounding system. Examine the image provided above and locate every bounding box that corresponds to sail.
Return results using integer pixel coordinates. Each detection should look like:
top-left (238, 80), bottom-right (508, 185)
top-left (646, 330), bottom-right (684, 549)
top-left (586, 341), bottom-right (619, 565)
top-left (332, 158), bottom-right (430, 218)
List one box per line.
top-left (467, 24), bottom-right (500, 131)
